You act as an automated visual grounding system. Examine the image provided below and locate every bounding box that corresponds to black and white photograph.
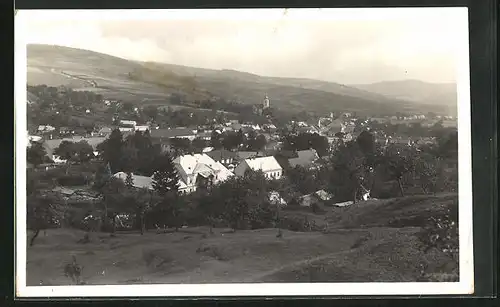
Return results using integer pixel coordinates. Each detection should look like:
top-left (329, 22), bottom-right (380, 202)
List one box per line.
top-left (15, 8), bottom-right (473, 297)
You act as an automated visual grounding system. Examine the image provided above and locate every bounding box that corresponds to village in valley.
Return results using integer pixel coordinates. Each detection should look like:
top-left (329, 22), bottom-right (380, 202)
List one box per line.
top-left (26, 79), bottom-right (459, 285)
top-left (27, 87), bottom-right (457, 208)
top-left (22, 10), bottom-right (461, 285)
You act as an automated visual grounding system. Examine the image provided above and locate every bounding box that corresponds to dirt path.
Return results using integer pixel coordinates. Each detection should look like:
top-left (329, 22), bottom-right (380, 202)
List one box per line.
top-left (248, 242), bottom-right (372, 282)
top-left (50, 68), bottom-right (98, 88)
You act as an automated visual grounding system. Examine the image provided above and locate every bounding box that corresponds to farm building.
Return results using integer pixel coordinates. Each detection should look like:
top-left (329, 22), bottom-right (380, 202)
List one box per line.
top-left (234, 156), bottom-right (283, 180)
top-left (174, 153), bottom-right (234, 194)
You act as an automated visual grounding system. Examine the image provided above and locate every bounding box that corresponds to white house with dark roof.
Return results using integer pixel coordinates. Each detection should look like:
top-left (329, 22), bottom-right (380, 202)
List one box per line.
top-left (174, 153), bottom-right (234, 194)
top-left (234, 156), bottom-right (283, 180)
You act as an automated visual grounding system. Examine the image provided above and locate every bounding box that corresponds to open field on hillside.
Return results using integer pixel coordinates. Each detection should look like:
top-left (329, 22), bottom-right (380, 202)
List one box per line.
top-left (26, 193), bottom-right (458, 285)
top-left (28, 46), bottom-right (173, 103)
top-left (27, 67), bottom-right (90, 88)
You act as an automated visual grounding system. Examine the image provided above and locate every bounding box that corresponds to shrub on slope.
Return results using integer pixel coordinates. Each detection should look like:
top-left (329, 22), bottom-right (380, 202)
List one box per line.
top-left (326, 193), bottom-right (458, 229)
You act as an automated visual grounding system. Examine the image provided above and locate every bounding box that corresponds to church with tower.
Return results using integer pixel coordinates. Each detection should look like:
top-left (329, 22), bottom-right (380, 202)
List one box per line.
top-left (253, 94), bottom-right (271, 116)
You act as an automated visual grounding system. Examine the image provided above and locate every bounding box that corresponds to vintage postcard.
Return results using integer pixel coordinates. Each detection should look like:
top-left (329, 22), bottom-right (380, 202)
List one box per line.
top-left (15, 8), bottom-right (473, 297)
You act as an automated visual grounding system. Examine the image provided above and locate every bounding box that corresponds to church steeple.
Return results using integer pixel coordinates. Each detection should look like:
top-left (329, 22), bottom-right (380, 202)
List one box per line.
top-left (263, 94), bottom-right (270, 109)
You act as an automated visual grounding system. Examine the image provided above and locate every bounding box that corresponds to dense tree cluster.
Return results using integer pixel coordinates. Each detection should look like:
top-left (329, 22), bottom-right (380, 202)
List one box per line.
top-left (282, 132), bottom-right (330, 157)
top-left (54, 140), bottom-right (94, 164)
top-left (28, 85), bottom-right (103, 111)
top-left (96, 129), bottom-right (165, 176)
top-left (27, 142), bottom-right (51, 167)
top-left (208, 129), bottom-right (267, 152)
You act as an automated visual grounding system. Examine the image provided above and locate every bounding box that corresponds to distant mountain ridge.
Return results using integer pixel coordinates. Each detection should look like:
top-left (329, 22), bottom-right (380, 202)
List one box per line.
top-left (26, 44), bottom-right (454, 115)
top-left (350, 80), bottom-right (457, 111)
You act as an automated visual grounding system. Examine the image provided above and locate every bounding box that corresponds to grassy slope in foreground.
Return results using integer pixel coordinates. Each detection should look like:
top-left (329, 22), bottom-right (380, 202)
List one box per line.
top-left (26, 193), bottom-right (458, 285)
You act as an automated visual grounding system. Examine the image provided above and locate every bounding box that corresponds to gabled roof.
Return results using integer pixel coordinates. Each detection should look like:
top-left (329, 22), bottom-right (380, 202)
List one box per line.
top-left (193, 163), bottom-right (214, 177)
top-left (174, 153), bottom-right (234, 185)
top-left (206, 149), bottom-right (237, 161)
top-left (213, 161), bottom-right (234, 181)
top-left (244, 156), bottom-right (282, 173)
top-left (236, 151), bottom-right (259, 160)
top-left (174, 154), bottom-right (218, 175)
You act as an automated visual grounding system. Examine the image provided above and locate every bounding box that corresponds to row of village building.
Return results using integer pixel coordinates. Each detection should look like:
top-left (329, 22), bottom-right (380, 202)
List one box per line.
top-left (30, 115), bottom-right (438, 171)
top-left (30, 134), bottom-right (320, 195)
top-left (29, 116), bottom-right (436, 207)
top-left (45, 148), bottom-right (345, 209)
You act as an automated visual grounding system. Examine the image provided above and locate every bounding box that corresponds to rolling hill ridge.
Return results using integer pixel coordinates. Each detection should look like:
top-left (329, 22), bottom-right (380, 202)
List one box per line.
top-left (27, 44), bottom-right (453, 115)
top-left (351, 80), bottom-right (457, 115)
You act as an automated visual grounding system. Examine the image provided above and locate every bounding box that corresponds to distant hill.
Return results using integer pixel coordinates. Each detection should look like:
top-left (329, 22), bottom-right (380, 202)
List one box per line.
top-left (351, 80), bottom-right (457, 115)
top-left (26, 44), bottom-right (451, 115)
top-left (150, 62), bottom-right (400, 103)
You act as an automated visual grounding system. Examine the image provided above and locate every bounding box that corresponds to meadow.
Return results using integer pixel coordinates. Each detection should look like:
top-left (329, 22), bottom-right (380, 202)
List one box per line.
top-left (27, 193), bottom-right (458, 285)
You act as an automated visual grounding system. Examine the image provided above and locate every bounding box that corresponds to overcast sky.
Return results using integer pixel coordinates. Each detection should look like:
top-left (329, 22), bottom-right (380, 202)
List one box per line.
top-left (19, 8), bottom-right (468, 84)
